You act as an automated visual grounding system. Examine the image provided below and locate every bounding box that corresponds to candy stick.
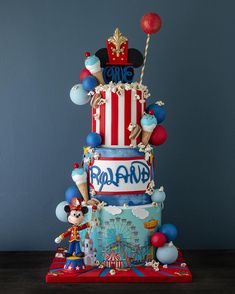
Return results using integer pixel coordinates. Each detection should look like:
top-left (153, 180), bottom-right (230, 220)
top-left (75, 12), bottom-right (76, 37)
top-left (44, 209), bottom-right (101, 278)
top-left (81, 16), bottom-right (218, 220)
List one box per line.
top-left (140, 33), bottom-right (150, 85)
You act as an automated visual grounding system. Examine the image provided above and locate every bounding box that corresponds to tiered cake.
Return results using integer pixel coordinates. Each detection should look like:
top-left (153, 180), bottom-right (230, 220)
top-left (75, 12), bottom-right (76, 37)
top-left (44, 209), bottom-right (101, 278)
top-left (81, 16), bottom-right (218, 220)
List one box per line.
top-left (46, 12), bottom-right (192, 283)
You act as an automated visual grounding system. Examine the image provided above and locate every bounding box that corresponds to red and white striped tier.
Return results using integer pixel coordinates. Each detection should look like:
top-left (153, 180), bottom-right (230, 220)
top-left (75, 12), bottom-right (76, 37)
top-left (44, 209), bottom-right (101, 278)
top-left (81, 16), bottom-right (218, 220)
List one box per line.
top-left (91, 83), bottom-right (149, 147)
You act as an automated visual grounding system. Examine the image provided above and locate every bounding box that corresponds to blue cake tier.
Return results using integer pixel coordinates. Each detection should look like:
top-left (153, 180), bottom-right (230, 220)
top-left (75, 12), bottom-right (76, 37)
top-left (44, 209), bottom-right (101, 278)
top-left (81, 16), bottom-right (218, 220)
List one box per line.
top-left (80, 203), bottom-right (162, 268)
top-left (83, 147), bottom-right (155, 206)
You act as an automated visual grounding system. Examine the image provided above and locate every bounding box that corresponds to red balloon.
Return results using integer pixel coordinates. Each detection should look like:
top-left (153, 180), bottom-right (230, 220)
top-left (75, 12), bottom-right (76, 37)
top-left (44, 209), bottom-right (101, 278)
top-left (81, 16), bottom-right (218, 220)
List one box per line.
top-left (140, 12), bottom-right (162, 34)
top-left (80, 68), bottom-right (91, 81)
top-left (151, 232), bottom-right (167, 247)
top-left (150, 125), bottom-right (167, 146)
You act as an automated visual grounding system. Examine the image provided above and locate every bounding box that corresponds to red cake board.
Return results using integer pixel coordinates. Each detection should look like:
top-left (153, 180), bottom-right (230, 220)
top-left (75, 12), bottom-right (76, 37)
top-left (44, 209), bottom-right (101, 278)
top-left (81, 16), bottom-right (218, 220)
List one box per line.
top-left (45, 248), bottom-right (192, 283)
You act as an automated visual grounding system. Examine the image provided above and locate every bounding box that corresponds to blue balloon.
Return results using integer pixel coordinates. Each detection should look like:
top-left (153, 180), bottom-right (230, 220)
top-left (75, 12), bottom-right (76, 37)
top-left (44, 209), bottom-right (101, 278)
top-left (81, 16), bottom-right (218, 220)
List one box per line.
top-left (159, 224), bottom-right (178, 242)
top-left (55, 201), bottom-right (69, 222)
top-left (156, 243), bottom-right (178, 264)
top-left (65, 185), bottom-right (82, 203)
top-left (82, 76), bottom-right (98, 91)
top-left (151, 188), bottom-right (166, 203)
top-left (86, 132), bottom-right (102, 147)
top-left (147, 103), bottom-right (166, 124)
top-left (70, 84), bottom-right (90, 105)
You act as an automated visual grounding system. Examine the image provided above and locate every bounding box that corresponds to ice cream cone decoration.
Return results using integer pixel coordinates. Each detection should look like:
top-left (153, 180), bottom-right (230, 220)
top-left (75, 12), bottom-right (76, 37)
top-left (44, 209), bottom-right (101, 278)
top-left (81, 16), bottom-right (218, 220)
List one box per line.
top-left (85, 52), bottom-right (105, 85)
top-left (140, 111), bottom-right (157, 145)
top-left (71, 163), bottom-right (89, 203)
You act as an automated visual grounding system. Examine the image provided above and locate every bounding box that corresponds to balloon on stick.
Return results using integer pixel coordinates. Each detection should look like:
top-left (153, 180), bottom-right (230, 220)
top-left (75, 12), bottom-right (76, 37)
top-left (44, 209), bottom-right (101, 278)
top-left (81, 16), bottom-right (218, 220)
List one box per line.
top-left (140, 12), bottom-right (162, 84)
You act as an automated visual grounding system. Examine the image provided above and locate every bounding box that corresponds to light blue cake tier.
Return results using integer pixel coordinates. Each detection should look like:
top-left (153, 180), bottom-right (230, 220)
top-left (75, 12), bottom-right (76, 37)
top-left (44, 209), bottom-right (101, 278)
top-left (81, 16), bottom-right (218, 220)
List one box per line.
top-left (81, 203), bottom-right (162, 268)
top-left (83, 147), bottom-right (155, 206)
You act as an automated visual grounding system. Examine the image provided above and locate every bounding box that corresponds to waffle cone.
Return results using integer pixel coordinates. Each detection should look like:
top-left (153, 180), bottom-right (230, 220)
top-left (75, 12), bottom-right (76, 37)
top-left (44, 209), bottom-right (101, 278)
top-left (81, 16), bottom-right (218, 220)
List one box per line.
top-left (92, 71), bottom-right (105, 85)
top-left (76, 182), bottom-right (89, 203)
top-left (141, 130), bottom-right (152, 145)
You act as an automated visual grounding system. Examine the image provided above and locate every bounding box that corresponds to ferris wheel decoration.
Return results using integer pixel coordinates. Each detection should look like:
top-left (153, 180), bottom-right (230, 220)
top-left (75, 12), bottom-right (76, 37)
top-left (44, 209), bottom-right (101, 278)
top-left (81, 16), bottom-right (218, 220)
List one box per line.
top-left (98, 217), bottom-right (150, 267)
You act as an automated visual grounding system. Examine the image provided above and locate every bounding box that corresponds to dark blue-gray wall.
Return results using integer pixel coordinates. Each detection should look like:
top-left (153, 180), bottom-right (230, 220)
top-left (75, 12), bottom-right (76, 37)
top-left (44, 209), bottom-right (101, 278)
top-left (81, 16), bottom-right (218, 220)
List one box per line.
top-left (0, 0), bottom-right (234, 250)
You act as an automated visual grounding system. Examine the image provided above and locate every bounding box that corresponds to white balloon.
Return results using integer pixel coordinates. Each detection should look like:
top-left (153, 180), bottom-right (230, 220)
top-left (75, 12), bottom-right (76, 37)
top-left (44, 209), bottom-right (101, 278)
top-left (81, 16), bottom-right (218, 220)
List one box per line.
top-left (156, 242), bottom-right (178, 264)
top-left (70, 84), bottom-right (90, 105)
top-left (55, 201), bottom-right (69, 222)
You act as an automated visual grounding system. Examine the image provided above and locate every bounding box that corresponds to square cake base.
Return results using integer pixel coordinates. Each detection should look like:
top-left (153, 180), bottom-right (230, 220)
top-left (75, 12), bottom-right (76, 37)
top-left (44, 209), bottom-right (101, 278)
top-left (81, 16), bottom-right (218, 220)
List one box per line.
top-left (45, 248), bottom-right (192, 283)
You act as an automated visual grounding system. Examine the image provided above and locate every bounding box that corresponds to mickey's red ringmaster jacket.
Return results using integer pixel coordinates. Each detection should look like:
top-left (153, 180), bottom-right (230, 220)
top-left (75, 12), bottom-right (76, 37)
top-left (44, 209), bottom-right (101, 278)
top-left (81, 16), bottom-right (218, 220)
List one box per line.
top-left (59, 223), bottom-right (90, 243)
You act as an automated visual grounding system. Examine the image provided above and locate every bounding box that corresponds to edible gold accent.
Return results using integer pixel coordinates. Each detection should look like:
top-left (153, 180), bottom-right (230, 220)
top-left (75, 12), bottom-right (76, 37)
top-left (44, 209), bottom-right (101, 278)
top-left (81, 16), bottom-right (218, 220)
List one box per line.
top-left (108, 28), bottom-right (128, 57)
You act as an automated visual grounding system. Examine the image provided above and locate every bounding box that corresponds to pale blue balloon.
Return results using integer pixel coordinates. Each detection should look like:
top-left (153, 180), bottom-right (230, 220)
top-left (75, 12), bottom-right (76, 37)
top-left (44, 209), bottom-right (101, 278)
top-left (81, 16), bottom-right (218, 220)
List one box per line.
top-left (55, 201), bottom-right (69, 222)
top-left (156, 243), bottom-right (178, 264)
top-left (151, 188), bottom-right (166, 203)
top-left (70, 84), bottom-right (90, 105)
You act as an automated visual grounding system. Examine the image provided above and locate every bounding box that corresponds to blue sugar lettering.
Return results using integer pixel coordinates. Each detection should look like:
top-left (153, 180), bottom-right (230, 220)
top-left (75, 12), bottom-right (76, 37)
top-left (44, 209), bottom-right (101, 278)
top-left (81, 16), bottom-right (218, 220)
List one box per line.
top-left (90, 160), bottom-right (150, 191)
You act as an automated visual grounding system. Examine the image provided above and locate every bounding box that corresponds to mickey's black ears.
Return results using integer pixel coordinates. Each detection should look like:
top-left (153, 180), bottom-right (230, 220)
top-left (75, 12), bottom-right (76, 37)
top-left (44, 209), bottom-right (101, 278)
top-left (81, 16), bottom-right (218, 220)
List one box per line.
top-left (64, 205), bottom-right (70, 213)
top-left (81, 206), bottom-right (88, 215)
top-left (128, 49), bottom-right (144, 68)
top-left (95, 48), bottom-right (143, 68)
top-left (95, 48), bottom-right (108, 67)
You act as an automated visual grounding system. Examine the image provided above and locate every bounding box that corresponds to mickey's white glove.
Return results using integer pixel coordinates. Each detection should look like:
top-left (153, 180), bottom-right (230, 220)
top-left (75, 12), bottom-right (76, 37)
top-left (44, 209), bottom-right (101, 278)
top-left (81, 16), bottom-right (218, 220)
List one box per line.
top-left (54, 236), bottom-right (62, 244)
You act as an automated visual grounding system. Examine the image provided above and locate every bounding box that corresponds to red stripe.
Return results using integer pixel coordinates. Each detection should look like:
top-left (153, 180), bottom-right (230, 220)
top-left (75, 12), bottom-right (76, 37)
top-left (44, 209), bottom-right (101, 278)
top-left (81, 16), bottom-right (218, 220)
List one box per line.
top-left (99, 91), bottom-right (106, 144)
top-left (111, 92), bottom-right (118, 145)
top-left (136, 90), bottom-right (142, 144)
top-left (124, 90), bottom-right (132, 146)
top-left (91, 107), bottom-right (96, 132)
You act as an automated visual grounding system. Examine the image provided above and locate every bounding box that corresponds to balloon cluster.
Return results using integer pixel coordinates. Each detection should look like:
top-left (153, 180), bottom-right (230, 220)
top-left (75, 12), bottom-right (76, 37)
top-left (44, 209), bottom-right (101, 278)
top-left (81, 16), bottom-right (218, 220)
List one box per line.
top-left (70, 52), bottom-right (100, 105)
top-left (151, 223), bottom-right (179, 264)
top-left (146, 102), bottom-right (167, 146)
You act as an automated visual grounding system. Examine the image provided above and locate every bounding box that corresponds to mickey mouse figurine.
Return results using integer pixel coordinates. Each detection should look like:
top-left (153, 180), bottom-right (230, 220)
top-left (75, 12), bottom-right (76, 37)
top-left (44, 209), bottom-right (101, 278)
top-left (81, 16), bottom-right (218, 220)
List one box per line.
top-left (54, 197), bottom-right (90, 258)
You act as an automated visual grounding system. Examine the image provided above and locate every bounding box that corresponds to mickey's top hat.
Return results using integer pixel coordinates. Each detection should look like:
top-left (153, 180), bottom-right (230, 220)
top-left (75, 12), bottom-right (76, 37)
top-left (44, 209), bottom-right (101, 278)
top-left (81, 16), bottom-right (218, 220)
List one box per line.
top-left (95, 28), bottom-right (143, 68)
top-left (69, 197), bottom-right (82, 211)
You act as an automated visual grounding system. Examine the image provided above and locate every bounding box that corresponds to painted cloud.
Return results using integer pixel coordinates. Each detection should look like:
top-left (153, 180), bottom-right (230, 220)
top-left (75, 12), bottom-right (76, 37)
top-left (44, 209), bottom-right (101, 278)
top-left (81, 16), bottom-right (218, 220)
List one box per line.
top-left (132, 207), bottom-right (149, 219)
top-left (104, 206), bottom-right (122, 215)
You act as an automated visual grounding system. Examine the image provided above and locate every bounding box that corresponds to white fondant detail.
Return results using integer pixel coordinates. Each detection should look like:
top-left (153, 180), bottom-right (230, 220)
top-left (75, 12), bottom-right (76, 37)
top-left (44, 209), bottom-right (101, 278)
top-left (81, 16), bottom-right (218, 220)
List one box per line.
top-left (96, 107), bottom-right (100, 134)
top-left (156, 100), bottom-right (164, 106)
top-left (118, 93), bottom-right (125, 146)
top-left (89, 158), bottom-right (151, 193)
top-left (104, 206), bottom-right (122, 215)
top-left (131, 89), bottom-right (137, 146)
top-left (132, 207), bottom-right (149, 219)
top-left (141, 91), bottom-right (145, 113)
top-left (105, 89), bottom-right (112, 146)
